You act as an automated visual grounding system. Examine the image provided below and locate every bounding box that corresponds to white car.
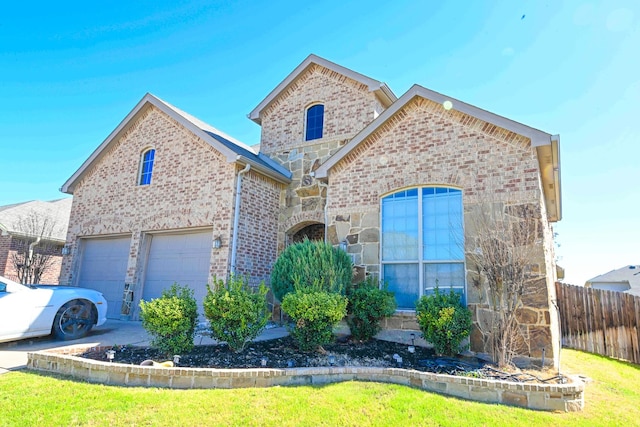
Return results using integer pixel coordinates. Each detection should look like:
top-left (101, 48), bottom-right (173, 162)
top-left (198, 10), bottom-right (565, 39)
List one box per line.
top-left (0, 275), bottom-right (108, 343)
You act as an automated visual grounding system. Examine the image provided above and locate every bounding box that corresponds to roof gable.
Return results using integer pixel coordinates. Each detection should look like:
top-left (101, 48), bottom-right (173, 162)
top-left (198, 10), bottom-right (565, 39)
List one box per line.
top-left (315, 84), bottom-right (562, 222)
top-left (586, 265), bottom-right (640, 296)
top-left (61, 94), bottom-right (291, 194)
top-left (248, 54), bottom-right (396, 125)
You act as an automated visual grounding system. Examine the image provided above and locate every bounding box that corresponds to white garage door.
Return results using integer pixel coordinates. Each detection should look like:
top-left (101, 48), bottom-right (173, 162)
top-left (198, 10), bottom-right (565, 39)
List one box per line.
top-left (142, 231), bottom-right (212, 307)
top-left (77, 237), bottom-right (130, 319)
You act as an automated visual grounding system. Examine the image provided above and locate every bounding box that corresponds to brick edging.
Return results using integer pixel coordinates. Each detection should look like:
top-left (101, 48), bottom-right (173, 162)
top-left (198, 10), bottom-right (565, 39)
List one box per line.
top-left (27, 345), bottom-right (584, 412)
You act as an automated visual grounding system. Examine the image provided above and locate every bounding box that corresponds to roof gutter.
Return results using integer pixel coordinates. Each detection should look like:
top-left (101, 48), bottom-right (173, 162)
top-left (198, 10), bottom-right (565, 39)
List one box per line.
top-left (235, 155), bottom-right (292, 184)
top-left (230, 164), bottom-right (251, 275)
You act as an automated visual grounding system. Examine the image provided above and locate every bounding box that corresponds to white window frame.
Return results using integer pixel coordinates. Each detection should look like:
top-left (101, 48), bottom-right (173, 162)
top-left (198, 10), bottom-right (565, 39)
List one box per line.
top-left (380, 186), bottom-right (466, 309)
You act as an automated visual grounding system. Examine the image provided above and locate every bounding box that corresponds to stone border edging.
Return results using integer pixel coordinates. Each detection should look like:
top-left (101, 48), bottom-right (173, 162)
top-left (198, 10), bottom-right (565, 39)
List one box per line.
top-left (27, 345), bottom-right (584, 412)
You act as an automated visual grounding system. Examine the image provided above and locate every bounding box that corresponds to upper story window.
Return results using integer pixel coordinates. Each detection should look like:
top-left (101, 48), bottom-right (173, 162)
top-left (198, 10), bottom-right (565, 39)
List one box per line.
top-left (138, 148), bottom-right (155, 186)
top-left (381, 187), bottom-right (465, 309)
top-left (305, 104), bottom-right (324, 141)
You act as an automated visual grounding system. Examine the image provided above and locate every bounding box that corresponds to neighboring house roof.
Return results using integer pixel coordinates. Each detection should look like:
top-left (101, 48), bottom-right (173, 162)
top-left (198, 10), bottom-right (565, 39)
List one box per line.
top-left (0, 198), bottom-right (72, 242)
top-left (314, 84), bottom-right (562, 222)
top-left (248, 54), bottom-right (397, 124)
top-left (61, 93), bottom-right (292, 194)
top-left (585, 265), bottom-right (640, 297)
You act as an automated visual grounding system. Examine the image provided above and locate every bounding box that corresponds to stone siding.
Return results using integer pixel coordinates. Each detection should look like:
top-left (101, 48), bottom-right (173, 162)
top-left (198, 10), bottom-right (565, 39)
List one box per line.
top-left (28, 346), bottom-right (585, 412)
top-left (257, 64), bottom-right (387, 251)
top-left (324, 97), bottom-right (558, 365)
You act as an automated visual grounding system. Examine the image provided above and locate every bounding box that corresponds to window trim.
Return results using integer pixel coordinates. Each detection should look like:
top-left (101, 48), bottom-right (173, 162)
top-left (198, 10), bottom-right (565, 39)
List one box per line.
top-left (138, 147), bottom-right (156, 186)
top-left (380, 186), bottom-right (466, 309)
top-left (304, 103), bottom-right (324, 141)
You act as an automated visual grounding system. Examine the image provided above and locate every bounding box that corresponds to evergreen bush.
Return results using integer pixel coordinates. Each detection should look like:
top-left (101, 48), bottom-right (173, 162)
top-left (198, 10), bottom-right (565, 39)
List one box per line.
top-left (270, 239), bottom-right (352, 302)
top-left (346, 277), bottom-right (397, 341)
top-left (202, 275), bottom-right (270, 353)
top-left (416, 288), bottom-right (472, 356)
top-left (139, 283), bottom-right (198, 356)
top-left (281, 289), bottom-right (348, 352)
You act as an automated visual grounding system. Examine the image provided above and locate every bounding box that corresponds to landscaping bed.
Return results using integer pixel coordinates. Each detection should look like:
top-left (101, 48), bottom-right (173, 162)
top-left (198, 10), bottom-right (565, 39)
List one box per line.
top-left (78, 335), bottom-right (562, 384)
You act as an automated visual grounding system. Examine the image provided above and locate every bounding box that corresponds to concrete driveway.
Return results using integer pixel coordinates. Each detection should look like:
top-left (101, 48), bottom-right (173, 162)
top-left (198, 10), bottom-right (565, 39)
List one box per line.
top-left (0, 320), bottom-right (288, 374)
top-left (0, 320), bottom-right (153, 374)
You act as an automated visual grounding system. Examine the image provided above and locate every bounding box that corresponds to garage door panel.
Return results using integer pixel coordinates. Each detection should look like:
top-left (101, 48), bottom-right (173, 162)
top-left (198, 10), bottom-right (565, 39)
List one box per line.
top-left (142, 231), bottom-right (212, 307)
top-left (77, 237), bottom-right (130, 319)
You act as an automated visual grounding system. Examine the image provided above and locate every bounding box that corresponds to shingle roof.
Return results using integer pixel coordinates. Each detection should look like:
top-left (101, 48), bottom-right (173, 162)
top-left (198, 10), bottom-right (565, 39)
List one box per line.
top-left (0, 198), bottom-right (72, 242)
top-left (586, 265), bottom-right (640, 297)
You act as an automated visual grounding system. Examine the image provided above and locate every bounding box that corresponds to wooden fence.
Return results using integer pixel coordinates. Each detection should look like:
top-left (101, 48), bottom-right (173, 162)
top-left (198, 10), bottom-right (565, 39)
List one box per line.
top-left (555, 282), bottom-right (640, 364)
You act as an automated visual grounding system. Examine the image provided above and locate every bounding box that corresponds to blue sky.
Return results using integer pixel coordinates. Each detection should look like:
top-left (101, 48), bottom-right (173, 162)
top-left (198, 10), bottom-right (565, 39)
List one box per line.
top-left (1, 1), bottom-right (638, 286)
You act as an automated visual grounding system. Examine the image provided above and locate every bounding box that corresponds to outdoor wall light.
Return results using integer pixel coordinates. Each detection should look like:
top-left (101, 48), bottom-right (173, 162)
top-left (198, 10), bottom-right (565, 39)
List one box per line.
top-left (173, 355), bottom-right (181, 366)
top-left (61, 245), bottom-right (71, 255)
top-left (328, 355), bottom-right (336, 366)
top-left (339, 240), bottom-right (347, 252)
top-left (105, 350), bottom-right (116, 362)
top-left (260, 357), bottom-right (268, 367)
top-left (212, 236), bottom-right (222, 249)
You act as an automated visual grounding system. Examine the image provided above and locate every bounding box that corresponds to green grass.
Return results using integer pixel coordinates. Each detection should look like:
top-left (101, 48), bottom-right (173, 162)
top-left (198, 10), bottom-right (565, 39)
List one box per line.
top-left (0, 349), bottom-right (638, 426)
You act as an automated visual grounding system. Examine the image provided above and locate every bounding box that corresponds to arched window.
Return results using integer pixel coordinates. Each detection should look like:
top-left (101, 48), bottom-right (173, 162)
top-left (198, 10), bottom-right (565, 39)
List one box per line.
top-left (138, 148), bottom-right (155, 185)
top-left (305, 104), bottom-right (324, 141)
top-left (381, 187), bottom-right (465, 309)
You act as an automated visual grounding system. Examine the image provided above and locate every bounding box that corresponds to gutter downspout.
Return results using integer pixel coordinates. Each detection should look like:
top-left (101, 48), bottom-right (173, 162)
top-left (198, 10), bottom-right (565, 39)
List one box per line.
top-left (230, 163), bottom-right (251, 275)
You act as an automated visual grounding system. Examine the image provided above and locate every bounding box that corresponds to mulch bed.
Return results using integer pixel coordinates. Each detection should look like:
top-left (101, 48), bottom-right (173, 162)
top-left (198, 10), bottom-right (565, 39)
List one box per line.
top-left (79, 335), bottom-right (563, 383)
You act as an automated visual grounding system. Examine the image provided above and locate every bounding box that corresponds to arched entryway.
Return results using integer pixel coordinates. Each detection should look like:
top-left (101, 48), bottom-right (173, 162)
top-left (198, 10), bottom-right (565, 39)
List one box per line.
top-left (287, 222), bottom-right (325, 246)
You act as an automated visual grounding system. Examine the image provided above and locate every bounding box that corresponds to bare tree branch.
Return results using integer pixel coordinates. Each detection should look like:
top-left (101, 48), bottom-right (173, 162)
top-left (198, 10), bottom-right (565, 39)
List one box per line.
top-left (465, 195), bottom-right (541, 368)
top-left (10, 210), bottom-right (61, 284)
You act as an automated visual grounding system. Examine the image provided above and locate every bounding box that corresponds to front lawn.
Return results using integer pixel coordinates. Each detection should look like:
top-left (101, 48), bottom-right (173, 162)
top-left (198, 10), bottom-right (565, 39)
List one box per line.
top-left (0, 348), bottom-right (638, 426)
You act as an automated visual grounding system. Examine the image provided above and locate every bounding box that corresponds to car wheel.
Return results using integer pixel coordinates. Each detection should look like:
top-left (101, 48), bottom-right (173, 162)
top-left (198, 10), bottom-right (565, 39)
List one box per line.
top-left (52, 300), bottom-right (96, 340)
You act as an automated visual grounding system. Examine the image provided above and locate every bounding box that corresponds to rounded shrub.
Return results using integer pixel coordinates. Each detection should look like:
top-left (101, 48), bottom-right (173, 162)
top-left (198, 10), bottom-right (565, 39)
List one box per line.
top-left (270, 239), bottom-right (352, 302)
top-left (139, 283), bottom-right (198, 356)
top-left (416, 288), bottom-right (472, 356)
top-left (346, 277), bottom-right (397, 341)
top-left (281, 290), bottom-right (348, 352)
top-left (203, 275), bottom-right (270, 353)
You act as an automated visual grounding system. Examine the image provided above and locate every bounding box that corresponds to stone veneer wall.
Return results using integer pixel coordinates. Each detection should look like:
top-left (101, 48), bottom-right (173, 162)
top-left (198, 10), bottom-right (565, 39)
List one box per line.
top-left (324, 97), bottom-right (559, 367)
top-left (257, 64), bottom-right (386, 252)
top-left (28, 346), bottom-right (585, 412)
top-left (60, 104), bottom-right (237, 291)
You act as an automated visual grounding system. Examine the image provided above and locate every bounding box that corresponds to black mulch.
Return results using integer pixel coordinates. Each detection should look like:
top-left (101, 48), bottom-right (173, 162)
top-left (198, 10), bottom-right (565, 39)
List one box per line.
top-left (79, 335), bottom-right (562, 383)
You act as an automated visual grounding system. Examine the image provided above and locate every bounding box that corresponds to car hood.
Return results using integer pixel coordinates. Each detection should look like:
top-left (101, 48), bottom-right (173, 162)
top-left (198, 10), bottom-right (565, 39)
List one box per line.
top-left (32, 285), bottom-right (105, 298)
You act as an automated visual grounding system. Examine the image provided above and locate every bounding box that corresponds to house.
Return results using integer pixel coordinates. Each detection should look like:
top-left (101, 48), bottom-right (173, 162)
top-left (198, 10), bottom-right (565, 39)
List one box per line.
top-left (0, 198), bottom-right (72, 284)
top-left (585, 265), bottom-right (640, 296)
top-left (60, 54), bottom-right (562, 366)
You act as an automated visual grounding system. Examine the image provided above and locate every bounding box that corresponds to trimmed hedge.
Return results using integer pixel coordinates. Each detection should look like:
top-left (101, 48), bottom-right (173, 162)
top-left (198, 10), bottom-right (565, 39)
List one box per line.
top-left (416, 288), bottom-right (472, 356)
top-left (203, 275), bottom-right (270, 353)
top-left (139, 283), bottom-right (198, 356)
